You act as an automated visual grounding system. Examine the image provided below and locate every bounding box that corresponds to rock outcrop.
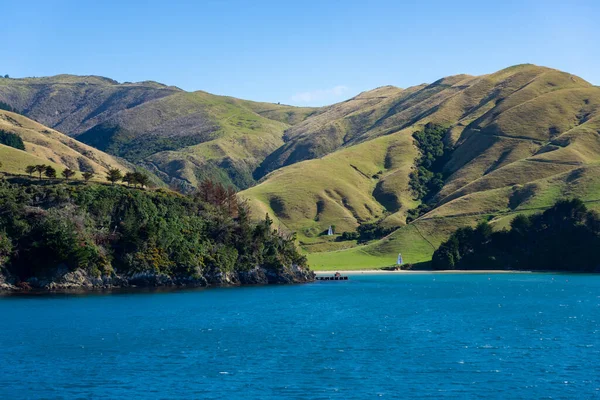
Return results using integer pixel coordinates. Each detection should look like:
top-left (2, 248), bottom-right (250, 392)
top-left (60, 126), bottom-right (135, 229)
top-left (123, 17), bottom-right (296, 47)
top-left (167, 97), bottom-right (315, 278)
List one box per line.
top-left (0, 264), bottom-right (315, 292)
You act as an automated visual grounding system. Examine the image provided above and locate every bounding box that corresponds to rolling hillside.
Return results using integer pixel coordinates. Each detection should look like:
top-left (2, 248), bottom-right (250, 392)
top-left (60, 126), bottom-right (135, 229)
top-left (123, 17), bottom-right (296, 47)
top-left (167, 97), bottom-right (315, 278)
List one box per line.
top-left (0, 76), bottom-right (317, 190)
top-left (2, 65), bottom-right (600, 269)
top-left (239, 65), bottom-right (600, 269)
top-left (0, 110), bottom-right (132, 179)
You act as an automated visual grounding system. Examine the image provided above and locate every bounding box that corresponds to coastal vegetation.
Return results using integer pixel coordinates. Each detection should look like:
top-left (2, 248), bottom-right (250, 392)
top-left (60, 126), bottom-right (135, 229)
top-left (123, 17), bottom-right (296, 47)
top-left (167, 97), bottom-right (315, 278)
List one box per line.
top-left (0, 178), bottom-right (310, 289)
top-left (432, 199), bottom-right (600, 272)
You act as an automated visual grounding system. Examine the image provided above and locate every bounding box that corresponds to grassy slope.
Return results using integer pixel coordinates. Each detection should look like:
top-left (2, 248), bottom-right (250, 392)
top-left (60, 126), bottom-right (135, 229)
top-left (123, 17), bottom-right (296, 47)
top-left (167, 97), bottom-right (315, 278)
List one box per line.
top-left (0, 76), bottom-right (317, 190)
top-left (239, 100), bottom-right (319, 125)
top-left (0, 75), bottom-right (180, 135)
top-left (242, 65), bottom-right (600, 270)
top-left (241, 127), bottom-right (419, 237)
top-left (253, 86), bottom-right (411, 178)
top-left (136, 93), bottom-right (314, 190)
top-left (0, 145), bottom-right (67, 175)
top-left (0, 110), bottom-right (132, 179)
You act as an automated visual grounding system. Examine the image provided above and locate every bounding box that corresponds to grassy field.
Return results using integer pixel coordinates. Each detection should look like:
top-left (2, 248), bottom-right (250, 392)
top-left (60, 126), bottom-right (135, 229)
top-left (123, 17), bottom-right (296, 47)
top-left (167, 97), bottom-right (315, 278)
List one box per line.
top-left (307, 216), bottom-right (481, 270)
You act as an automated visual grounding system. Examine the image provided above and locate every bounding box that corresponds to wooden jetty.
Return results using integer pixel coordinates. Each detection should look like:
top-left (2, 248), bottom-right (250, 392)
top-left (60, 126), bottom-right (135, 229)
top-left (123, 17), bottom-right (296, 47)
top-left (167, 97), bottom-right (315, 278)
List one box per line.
top-left (315, 273), bottom-right (349, 281)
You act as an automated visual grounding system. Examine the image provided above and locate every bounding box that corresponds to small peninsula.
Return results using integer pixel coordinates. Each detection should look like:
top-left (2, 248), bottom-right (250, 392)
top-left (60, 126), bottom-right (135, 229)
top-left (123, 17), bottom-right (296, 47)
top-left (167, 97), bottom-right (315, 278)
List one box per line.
top-left (0, 177), bottom-right (314, 291)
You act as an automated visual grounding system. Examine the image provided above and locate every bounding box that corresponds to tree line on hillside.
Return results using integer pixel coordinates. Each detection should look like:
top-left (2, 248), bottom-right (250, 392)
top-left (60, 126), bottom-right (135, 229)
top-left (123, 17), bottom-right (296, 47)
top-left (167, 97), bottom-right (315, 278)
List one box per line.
top-left (338, 222), bottom-right (395, 243)
top-left (23, 164), bottom-right (80, 180)
top-left (17, 163), bottom-right (152, 187)
top-left (432, 199), bottom-right (600, 272)
top-left (407, 123), bottom-right (452, 222)
top-left (105, 168), bottom-right (150, 187)
top-left (337, 123), bottom-right (453, 243)
top-left (0, 178), bottom-right (308, 286)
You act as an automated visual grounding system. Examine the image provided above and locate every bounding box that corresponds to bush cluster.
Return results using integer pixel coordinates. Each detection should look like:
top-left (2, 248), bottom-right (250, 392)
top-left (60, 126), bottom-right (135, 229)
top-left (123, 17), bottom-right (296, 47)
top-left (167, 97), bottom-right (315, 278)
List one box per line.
top-left (0, 130), bottom-right (25, 150)
top-left (0, 101), bottom-right (18, 113)
top-left (339, 222), bottom-right (394, 244)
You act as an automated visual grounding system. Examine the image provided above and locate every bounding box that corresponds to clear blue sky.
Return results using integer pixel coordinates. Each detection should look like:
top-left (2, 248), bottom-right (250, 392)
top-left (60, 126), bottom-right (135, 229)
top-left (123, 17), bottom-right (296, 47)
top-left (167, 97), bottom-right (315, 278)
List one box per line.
top-left (2, 0), bottom-right (598, 106)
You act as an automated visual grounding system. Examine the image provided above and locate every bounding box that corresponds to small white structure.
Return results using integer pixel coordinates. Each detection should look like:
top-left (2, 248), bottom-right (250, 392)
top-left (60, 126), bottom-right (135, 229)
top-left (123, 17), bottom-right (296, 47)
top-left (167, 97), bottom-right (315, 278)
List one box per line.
top-left (327, 226), bottom-right (334, 236)
top-left (397, 253), bottom-right (403, 266)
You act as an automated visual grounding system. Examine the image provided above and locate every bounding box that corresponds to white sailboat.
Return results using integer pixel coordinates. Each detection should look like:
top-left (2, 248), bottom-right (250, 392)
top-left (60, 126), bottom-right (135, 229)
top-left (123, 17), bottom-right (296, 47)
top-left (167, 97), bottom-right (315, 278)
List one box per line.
top-left (397, 253), bottom-right (403, 266)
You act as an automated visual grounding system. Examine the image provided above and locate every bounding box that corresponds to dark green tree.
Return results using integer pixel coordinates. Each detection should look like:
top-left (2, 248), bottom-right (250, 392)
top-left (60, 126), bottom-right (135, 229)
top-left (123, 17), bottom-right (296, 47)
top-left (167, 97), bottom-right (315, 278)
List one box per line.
top-left (61, 168), bottom-right (75, 180)
top-left (44, 166), bottom-right (57, 179)
top-left (25, 165), bottom-right (36, 177)
top-left (106, 168), bottom-right (123, 185)
top-left (0, 130), bottom-right (25, 150)
top-left (82, 172), bottom-right (94, 182)
top-left (122, 172), bottom-right (135, 187)
top-left (133, 172), bottom-right (150, 188)
top-left (34, 164), bottom-right (47, 180)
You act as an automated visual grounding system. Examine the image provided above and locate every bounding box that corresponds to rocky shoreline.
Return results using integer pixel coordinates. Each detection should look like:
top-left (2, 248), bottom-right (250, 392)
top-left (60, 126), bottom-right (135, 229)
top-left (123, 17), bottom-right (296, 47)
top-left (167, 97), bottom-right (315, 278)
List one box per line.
top-left (0, 265), bottom-right (315, 292)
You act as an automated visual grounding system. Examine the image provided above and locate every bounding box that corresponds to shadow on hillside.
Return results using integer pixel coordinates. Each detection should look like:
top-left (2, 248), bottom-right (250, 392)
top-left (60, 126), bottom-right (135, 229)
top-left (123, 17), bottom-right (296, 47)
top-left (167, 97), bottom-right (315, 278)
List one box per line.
top-left (380, 260), bottom-right (433, 271)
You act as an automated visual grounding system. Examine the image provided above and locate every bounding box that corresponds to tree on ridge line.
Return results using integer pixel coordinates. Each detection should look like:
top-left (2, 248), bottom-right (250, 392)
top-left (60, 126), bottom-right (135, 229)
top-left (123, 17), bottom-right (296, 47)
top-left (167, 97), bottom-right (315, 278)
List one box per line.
top-left (44, 165), bottom-right (56, 179)
top-left (62, 168), bottom-right (75, 180)
top-left (106, 168), bottom-right (123, 185)
top-left (82, 171), bottom-right (94, 181)
top-left (34, 165), bottom-right (47, 180)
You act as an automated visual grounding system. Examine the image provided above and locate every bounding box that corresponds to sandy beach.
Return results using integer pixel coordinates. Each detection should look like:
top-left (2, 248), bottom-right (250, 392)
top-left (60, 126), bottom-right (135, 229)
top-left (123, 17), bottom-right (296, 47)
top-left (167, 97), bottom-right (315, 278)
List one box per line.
top-left (314, 270), bottom-right (532, 275)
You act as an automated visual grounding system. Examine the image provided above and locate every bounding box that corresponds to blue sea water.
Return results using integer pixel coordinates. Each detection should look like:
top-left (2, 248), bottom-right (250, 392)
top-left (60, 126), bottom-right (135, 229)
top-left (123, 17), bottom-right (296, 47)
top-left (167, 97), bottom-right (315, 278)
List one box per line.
top-left (0, 273), bottom-right (599, 399)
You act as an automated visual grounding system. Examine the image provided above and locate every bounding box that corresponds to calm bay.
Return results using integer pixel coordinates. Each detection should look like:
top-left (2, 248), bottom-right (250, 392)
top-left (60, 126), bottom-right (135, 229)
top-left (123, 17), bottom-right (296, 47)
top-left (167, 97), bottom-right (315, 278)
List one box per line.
top-left (1, 273), bottom-right (598, 399)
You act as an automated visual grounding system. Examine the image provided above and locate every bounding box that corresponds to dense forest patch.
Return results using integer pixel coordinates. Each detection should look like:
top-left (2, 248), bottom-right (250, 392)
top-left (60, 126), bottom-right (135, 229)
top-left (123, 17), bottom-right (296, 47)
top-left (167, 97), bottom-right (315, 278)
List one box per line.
top-left (407, 123), bottom-right (452, 221)
top-left (432, 199), bottom-right (600, 272)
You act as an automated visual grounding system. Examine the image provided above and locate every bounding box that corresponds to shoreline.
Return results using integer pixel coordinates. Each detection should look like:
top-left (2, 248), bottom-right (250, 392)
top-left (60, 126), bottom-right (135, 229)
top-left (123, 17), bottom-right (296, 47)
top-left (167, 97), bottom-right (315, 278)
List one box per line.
top-left (314, 269), bottom-right (534, 275)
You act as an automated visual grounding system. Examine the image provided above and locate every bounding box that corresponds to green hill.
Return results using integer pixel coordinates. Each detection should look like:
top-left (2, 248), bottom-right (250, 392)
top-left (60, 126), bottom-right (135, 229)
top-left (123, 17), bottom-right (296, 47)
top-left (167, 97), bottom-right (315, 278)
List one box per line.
top-left (0, 109), bottom-right (133, 180)
top-left (0, 76), bottom-right (317, 190)
top-left (3, 65), bottom-right (600, 270)
top-left (239, 65), bottom-right (600, 269)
